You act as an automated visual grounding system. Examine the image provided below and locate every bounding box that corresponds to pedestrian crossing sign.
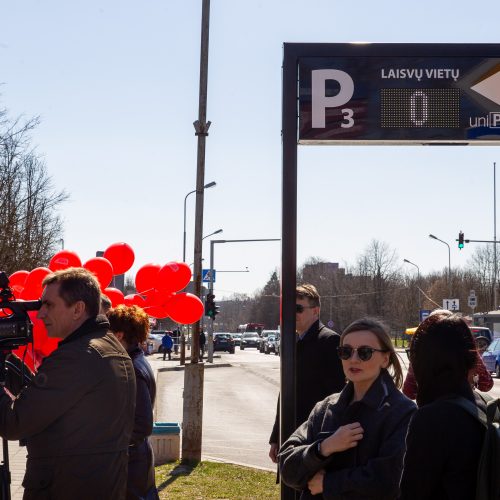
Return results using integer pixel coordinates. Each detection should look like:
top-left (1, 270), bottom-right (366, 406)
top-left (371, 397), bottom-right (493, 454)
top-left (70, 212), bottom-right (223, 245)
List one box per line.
top-left (202, 269), bottom-right (216, 283)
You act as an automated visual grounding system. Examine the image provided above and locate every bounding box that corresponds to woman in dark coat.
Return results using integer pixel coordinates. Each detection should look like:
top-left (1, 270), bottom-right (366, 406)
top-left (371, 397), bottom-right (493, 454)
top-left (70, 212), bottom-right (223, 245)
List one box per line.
top-left (279, 318), bottom-right (416, 499)
top-left (399, 310), bottom-right (485, 500)
top-left (108, 305), bottom-right (159, 500)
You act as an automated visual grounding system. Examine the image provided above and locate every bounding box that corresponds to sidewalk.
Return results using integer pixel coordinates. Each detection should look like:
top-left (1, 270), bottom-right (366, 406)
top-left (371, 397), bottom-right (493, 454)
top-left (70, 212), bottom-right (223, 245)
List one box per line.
top-left (7, 351), bottom-right (229, 500)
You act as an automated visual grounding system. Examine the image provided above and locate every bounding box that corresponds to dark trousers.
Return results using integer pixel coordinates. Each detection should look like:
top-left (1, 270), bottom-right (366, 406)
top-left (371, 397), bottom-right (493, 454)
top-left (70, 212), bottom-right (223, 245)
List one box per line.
top-left (162, 348), bottom-right (172, 361)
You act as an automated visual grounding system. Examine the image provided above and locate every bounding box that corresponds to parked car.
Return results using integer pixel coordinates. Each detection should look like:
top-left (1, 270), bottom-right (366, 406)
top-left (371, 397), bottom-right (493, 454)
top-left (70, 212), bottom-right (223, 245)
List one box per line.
top-left (259, 330), bottom-right (279, 353)
top-left (482, 338), bottom-right (500, 377)
top-left (231, 333), bottom-right (242, 346)
top-left (213, 333), bottom-right (235, 354)
top-left (143, 333), bottom-right (163, 354)
top-left (240, 332), bottom-right (260, 350)
top-left (470, 326), bottom-right (493, 351)
top-left (264, 334), bottom-right (280, 355)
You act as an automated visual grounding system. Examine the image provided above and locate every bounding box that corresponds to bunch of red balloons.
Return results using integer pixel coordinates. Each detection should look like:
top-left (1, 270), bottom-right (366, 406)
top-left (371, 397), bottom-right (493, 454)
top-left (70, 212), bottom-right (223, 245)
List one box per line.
top-left (2, 242), bottom-right (204, 370)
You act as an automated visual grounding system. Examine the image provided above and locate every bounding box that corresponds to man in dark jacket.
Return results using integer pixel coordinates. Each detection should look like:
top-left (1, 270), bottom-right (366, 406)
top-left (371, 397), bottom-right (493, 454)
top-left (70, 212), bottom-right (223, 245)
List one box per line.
top-left (0, 267), bottom-right (136, 499)
top-left (268, 284), bottom-right (345, 463)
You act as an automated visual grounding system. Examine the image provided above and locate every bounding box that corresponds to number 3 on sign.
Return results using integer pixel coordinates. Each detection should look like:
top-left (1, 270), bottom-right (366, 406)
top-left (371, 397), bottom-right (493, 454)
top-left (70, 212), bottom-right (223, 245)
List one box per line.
top-left (341, 108), bottom-right (354, 128)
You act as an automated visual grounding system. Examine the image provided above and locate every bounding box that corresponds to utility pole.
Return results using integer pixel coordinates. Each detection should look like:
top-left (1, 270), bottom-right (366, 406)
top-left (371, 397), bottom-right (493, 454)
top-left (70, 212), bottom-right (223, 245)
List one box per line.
top-left (182, 0), bottom-right (211, 462)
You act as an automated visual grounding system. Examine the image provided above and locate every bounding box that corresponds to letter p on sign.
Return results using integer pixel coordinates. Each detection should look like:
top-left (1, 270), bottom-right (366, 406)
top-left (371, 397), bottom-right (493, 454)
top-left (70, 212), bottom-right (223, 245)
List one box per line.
top-left (311, 69), bottom-right (354, 128)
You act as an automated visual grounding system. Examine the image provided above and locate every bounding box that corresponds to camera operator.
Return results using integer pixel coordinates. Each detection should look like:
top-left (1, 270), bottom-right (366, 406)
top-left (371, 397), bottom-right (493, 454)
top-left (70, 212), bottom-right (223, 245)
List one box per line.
top-left (0, 267), bottom-right (136, 499)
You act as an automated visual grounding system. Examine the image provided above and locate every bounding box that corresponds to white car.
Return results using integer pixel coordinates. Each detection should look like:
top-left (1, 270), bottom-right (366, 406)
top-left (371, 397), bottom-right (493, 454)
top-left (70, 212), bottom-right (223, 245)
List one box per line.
top-left (146, 333), bottom-right (164, 353)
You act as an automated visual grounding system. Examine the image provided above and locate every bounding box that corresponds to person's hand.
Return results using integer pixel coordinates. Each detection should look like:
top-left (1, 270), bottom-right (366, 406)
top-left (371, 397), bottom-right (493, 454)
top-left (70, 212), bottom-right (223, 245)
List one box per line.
top-left (269, 443), bottom-right (279, 463)
top-left (308, 469), bottom-right (325, 495)
top-left (321, 422), bottom-right (364, 455)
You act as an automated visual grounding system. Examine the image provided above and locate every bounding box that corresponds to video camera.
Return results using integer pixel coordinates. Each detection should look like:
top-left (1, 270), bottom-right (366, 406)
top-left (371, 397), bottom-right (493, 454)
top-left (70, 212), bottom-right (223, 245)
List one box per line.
top-left (0, 271), bottom-right (41, 349)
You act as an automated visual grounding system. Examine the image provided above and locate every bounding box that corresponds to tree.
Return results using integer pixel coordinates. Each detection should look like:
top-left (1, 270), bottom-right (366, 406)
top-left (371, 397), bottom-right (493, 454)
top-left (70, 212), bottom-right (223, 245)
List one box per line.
top-left (0, 110), bottom-right (68, 274)
top-left (355, 239), bottom-right (400, 317)
top-left (251, 270), bottom-right (280, 328)
top-left (467, 245), bottom-right (497, 311)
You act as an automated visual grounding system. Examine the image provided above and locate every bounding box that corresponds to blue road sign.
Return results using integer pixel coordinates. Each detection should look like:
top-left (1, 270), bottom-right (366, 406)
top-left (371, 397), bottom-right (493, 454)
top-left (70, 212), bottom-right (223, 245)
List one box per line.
top-left (202, 269), bottom-right (216, 283)
top-left (420, 309), bottom-right (431, 322)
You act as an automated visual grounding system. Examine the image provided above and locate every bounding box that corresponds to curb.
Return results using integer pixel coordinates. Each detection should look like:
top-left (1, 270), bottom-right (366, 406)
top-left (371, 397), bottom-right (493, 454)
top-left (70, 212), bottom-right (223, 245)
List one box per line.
top-left (158, 363), bottom-right (233, 372)
top-left (201, 455), bottom-right (276, 473)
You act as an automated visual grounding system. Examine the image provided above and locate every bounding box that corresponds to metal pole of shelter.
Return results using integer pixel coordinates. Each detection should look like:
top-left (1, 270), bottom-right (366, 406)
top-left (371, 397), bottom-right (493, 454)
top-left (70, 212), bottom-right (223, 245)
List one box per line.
top-left (281, 43), bottom-right (299, 500)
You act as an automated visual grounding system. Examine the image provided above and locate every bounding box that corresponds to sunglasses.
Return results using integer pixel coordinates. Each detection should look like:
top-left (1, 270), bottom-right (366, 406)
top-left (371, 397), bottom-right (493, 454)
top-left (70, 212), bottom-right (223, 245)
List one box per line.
top-left (296, 304), bottom-right (316, 313)
top-left (337, 345), bottom-right (388, 361)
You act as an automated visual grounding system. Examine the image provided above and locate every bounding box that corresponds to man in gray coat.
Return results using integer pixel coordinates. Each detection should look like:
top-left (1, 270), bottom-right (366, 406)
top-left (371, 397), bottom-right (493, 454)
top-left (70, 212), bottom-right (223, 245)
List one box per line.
top-left (0, 267), bottom-right (136, 499)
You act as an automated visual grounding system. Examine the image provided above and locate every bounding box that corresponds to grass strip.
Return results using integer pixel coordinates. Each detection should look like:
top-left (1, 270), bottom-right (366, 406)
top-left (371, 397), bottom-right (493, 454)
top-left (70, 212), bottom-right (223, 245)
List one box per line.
top-left (156, 460), bottom-right (280, 499)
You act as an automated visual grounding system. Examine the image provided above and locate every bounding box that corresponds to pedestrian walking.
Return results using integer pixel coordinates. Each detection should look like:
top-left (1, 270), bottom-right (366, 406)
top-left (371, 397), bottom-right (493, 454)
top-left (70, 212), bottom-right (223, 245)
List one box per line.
top-left (200, 330), bottom-right (206, 359)
top-left (279, 317), bottom-right (416, 499)
top-left (162, 331), bottom-right (174, 361)
top-left (269, 284), bottom-right (345, 464)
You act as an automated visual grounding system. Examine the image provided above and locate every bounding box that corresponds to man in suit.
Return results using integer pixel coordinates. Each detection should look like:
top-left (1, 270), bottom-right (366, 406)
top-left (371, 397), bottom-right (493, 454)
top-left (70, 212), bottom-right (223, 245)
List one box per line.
top-left (268, 283), bottom-right (345, 463)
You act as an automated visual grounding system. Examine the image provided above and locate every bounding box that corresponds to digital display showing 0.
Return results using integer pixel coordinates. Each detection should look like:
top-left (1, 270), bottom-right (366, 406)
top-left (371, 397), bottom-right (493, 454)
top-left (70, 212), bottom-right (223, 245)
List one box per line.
top-left (380, 88), bottom-right (461, 128)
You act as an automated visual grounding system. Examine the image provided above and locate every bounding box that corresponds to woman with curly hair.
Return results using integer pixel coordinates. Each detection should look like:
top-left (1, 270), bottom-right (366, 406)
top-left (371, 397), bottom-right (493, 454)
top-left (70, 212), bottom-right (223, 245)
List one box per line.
top-left (108, 305), bottom-right (159, 500)
top-left (279, 317), bottom-right (416, 499)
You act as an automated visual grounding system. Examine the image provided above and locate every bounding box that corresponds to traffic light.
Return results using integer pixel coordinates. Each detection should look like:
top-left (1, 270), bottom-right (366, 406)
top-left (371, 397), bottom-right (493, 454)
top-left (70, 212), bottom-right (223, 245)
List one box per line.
top-left (458, 231), bottom-right (464, 250)
top-left (204, 293), bottom-right (219, 318)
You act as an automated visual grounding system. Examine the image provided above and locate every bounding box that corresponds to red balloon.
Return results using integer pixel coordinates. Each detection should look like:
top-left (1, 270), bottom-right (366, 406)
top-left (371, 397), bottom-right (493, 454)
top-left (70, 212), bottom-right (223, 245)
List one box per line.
top-left (135, 263), bottom-right (161, 294)
top-left (103, 287), bottom-right (125, 307)
top-left (49, 250), bottom-right (82, 271)
top-left (144, 303), bottom-right (170, 319)
top-left (22, 267), bottom-right (51, 299)
top-left (11, 284), bottom-right (24, 298)
top-left (8, 270), bottom-right (29, 288)
top-left (144, 288), bottom-right (174, 308)
top-left (156, 262), bottom-right (192, 293)
top-left (84, 257), bottom-right (114, 289)
top-left (0, 308), bottom-right (12, 318)
top-left (124, 294), bottom-right (147, 308)
top-left (104, 242), bottom-right (135, 275)
top-left (29, 311), bottom-right (58, 356)
top-left (166, 293), bottom-right (204, 324)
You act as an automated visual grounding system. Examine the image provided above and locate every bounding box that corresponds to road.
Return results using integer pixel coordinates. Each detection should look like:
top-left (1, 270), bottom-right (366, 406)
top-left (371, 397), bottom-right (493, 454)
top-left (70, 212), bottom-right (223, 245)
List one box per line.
top-left (155, 348), bottom-right (280, 471)
top-left (154, 347), bottom-right (500, 471)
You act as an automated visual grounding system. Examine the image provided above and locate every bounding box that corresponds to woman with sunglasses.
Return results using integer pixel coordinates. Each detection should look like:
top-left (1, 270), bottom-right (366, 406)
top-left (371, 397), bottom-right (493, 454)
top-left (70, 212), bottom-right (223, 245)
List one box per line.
top-left (399, 310), bottom-right (485, 499)
top-left (279, 317), bottom-right (416, 499)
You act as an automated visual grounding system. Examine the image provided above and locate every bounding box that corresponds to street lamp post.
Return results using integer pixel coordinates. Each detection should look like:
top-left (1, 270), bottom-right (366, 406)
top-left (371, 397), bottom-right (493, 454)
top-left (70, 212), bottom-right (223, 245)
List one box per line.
top-left (202, 228), bottom-right (222, 241)
top-left (429, 234), bottom-right (452, 297)
top-left (180, 182), bottom-right (216, 366)
top-left (183, 181), bottom-right (216, 262)
top-left (403, 258), bottom-right (421, 320)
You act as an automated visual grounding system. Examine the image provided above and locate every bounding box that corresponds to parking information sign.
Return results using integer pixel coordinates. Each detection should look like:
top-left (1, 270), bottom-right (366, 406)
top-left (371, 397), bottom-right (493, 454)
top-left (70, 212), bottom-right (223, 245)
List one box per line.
top-left (298, 44), bottom-right (500, 145)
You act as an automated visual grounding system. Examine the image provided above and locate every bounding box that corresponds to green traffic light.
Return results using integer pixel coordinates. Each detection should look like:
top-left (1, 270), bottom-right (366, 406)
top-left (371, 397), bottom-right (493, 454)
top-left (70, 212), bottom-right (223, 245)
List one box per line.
top-left (458, 242), bottom-right (464, 249)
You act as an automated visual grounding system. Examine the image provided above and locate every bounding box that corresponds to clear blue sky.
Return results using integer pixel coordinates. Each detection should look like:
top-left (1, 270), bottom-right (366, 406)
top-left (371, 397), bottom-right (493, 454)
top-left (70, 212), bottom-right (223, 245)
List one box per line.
top-left (1, 1), bottom-right (500, 299)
